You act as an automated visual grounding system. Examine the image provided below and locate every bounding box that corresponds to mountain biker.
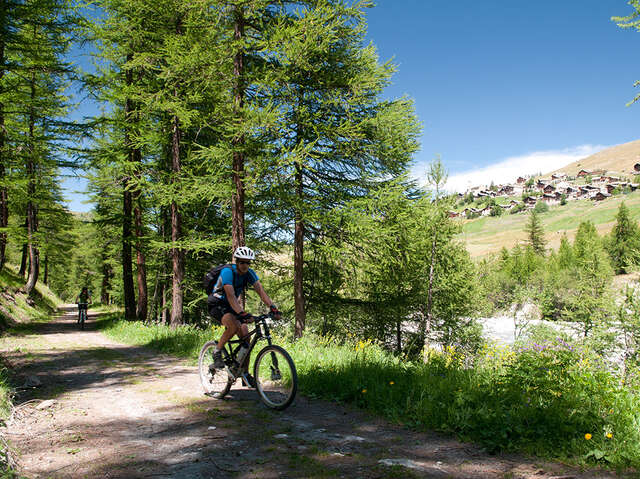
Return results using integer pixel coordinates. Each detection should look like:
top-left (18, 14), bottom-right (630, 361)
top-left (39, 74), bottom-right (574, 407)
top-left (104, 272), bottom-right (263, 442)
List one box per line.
top-left (207, 247), bottom-right (281, 380)
top-left (75, 286), bottom-right (92, 323)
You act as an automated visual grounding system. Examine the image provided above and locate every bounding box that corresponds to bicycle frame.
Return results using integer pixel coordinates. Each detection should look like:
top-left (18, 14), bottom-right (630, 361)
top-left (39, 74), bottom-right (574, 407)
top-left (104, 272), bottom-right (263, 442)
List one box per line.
top-left (221, 314), bottom-right (274, 372)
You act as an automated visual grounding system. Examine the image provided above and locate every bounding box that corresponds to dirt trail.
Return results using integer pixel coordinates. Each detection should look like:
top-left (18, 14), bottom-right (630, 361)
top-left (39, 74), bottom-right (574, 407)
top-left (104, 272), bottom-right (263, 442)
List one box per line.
top-left (0, 307), bottom-right (627, 478)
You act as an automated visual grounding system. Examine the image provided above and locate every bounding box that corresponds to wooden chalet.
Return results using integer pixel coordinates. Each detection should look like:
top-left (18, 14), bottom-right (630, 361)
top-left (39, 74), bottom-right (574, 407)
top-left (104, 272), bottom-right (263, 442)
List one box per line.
top-left (592, 191), bottom-right (611, 201)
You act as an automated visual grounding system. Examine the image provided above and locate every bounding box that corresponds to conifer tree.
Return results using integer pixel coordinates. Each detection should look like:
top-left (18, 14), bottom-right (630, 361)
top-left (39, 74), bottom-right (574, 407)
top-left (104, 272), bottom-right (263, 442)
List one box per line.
top-left (525, 209), bottom-right (546, 255)
top-left (609, 201), bottom-right (640, 273)
top-left (260, 0), bottom-right (420, 337)
top-left (12, 0), bottom-right (76, 294)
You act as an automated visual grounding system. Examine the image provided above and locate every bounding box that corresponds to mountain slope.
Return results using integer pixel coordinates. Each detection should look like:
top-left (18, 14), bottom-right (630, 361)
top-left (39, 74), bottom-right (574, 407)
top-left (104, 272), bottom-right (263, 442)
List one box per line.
top-left (548, 139), bottom-right (640, 177)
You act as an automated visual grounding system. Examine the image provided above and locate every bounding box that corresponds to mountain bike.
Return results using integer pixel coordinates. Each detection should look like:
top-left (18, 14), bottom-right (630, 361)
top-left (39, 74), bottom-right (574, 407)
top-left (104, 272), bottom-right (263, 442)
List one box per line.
top-left (77, 303), bottom-right (88, 330)
top-left (198, 313), bottom-right (298, 410)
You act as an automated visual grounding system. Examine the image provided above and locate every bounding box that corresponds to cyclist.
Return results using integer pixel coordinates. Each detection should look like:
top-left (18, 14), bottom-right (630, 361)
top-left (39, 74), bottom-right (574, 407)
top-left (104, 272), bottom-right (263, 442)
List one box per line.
top-left (75, 286), bottom-right (92, 323)
top-left (207, 247), bottom-right (281, 381)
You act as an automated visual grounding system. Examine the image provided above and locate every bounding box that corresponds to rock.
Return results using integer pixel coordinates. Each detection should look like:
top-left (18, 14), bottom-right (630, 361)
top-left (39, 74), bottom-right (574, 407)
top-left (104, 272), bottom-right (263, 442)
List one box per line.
top-left (23, 375), bottom-right (42, 388)
top-left (378, 459), bottom-right (449, 477)
top-left (36, 400), bottom-right (56, 410)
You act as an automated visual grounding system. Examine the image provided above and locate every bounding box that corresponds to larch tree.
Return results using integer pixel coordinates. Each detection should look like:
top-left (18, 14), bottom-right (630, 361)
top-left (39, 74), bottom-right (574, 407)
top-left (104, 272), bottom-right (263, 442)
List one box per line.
top-left (262, 0), bottom-right (420, 337)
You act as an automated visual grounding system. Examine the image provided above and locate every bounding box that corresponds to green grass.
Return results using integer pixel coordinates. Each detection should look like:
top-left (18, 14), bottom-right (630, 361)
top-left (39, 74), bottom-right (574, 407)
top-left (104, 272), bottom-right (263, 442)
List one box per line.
top-left (95, 318), bottom-right (640, 471)
top-left (95, 313), bottom-right (221, 365)
top-left (459, 190), bottom-right (640, 257)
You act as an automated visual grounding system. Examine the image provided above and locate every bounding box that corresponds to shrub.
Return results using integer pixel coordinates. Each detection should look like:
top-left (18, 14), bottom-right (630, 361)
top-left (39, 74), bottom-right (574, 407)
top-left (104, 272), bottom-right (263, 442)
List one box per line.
top-left (534, 201), bottom-right (549, 213)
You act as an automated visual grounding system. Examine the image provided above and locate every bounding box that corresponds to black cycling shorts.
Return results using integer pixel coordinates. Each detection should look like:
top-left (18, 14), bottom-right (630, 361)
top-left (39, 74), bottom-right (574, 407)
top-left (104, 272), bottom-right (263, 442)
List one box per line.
top-left (207, 295), bottom-right (233, 325)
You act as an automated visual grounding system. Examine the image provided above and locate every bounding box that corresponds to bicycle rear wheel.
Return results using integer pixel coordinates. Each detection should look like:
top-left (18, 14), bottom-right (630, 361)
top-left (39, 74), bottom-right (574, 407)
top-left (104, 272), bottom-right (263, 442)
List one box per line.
top-left (80, 310), bottom-right (85, 330)
top-left (198, 340), bottom-right (233, 398)
top-left (253, 345), bottom-right (297, 410)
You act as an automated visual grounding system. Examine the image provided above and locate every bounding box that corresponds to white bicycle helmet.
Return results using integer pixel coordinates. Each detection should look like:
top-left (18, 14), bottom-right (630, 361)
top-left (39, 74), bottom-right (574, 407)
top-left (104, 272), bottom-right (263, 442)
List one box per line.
top-left (234, 246), bottom-right (256, 260)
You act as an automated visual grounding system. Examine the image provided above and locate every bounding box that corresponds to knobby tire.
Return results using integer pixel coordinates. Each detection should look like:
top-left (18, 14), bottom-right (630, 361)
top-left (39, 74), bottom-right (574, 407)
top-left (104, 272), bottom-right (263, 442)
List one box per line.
top-left (198, 340), bottom-right (233, 399)
top-left (253, 344), bottom-right (297, 410)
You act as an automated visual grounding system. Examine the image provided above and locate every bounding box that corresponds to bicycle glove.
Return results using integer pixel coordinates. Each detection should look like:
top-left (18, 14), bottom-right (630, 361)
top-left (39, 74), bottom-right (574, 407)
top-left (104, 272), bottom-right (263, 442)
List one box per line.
top-left (269, 304), bottom-right (281, 320)
top-left (237, 311), bottom-right (253, 324)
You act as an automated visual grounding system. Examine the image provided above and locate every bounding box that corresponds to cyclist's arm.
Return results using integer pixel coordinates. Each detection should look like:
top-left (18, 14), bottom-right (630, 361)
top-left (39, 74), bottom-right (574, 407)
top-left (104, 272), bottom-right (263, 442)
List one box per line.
top-left (223, 284), bottom-right (243, 315)
top-left (252, 281), bottom-right (273, 307)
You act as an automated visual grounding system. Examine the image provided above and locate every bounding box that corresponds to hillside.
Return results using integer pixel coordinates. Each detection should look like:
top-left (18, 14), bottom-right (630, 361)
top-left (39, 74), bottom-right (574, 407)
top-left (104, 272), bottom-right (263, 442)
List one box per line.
top-left (459, 189), bottom-right (640, 257)
top-left (548, 138), bottom-right (640, 177)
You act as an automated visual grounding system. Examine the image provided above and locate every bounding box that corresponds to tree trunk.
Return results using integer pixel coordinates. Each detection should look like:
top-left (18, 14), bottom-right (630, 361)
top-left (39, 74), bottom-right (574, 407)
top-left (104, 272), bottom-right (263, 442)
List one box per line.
top-left (0, 23), bottom-right (7, 272)
top-left (122, 186), bottom-right (136, 319)
top-left (231, 5), bottom-right (245, 251)
top-left (293, 162), bottom-right (306, 338)
top-left (169, 113), bottom-right (184, 327)
top-left (43, 253), bottom-right (48, 285)
top-left (134, 194), bottom-right (147, 321)
top-left (422, 232), bottom-right (437, 359)
top-left (23, 72), bottom-right (38, 295)
top-left (24, 201), bottom-right (38, 294)
top-left (101, 254), bottom-right (112, 304)
top-left (122, 55), bottom-right (137, 320)
top-left (19, 241), bottom-right (27, 277)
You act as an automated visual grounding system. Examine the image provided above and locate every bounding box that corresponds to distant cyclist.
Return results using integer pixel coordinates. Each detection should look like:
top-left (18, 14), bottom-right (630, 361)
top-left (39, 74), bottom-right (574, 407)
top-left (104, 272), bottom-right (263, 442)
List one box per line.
top-left (75, 287), bottom-right (92, 323)
top-left (207, 247), bottom-right (281, 375)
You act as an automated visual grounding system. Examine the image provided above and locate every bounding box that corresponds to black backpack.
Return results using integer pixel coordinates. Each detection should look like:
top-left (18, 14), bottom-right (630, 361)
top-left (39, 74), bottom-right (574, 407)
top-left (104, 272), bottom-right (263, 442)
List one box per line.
top-left (203, 264), bottom-right (248, 295)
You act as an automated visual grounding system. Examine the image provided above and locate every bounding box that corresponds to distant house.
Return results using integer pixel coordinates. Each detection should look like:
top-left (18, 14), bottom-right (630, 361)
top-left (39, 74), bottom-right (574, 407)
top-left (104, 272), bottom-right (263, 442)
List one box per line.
top-left (565, 185), bottom-right (578, 197)
top-left (523, 196), bottom-right (538, 206)
top-left (592, 191), bottom-right (611, 201)
top-left (551, 173), bottom-right (567, 180)
top-left (577, 169), bottom-right (606, 177)
top-left (543, 184), bottom-right (556, 194)
top-left (634, 163), bottom-right (640, 172)
top-left (516, 176), bottom-right (527, 184)
top-left (497, 185), bottom-right (514, 196)
top-left (448, 210), bottom-right (460, 218)
top-left (605, 182), bottom-right (627, 194)
top-left (541, 193), bottom-right (560, 205)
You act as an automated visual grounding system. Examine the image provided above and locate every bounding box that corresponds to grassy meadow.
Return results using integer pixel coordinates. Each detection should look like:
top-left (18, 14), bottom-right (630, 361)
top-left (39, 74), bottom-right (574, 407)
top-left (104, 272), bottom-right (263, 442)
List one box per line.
top-left (458, 190), bottom-right (640, 257)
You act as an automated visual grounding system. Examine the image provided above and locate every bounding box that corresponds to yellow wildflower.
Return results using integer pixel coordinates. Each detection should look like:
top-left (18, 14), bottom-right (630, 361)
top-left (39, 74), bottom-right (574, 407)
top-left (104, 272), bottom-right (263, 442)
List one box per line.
top-left (606, 433), bottom-right (613, 439)
top-left (585, 433), bottom-right (592, 440)
top-left (389, 381), bottom-right (394, 385)
top-left (362, 389), bottom-right (367, 394)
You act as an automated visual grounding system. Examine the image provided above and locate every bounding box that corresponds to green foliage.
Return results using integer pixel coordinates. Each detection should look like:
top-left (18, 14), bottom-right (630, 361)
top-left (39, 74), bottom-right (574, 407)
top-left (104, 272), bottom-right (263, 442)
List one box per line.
top-left (525, 210), bottom-right (546, 255)
top-left (534, 201), bottom-right (549, 213)
top-left (607, 202), bottom-right (640, 274)
top-left (489, 205), bottom-right (503, 217)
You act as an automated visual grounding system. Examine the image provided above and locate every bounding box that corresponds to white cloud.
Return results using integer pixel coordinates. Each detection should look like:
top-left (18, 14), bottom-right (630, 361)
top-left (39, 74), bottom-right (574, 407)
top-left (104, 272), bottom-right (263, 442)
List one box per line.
top-left (413, 144), bottom-right (608, 193)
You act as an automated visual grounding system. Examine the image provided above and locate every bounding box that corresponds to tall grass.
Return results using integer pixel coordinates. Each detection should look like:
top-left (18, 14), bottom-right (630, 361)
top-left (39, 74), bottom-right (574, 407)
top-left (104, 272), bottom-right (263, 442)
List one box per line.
top-left (97, 317), bottom-right (640, 469)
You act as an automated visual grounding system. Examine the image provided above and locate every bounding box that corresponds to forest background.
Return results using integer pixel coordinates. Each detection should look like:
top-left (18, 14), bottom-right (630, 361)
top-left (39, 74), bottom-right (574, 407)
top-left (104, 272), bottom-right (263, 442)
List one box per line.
top-left (6, 0), bottom-right (640, 469)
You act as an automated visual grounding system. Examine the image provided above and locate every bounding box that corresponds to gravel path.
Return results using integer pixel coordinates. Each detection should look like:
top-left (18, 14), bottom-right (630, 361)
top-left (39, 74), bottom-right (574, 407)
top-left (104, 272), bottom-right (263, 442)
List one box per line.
top-left (0, 307), bottom-right (629, 478)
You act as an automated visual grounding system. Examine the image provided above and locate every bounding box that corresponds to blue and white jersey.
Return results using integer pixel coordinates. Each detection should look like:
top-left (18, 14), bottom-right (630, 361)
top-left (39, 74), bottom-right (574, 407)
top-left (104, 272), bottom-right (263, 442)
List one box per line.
top-left (213, 264), bottom-right (259, 302)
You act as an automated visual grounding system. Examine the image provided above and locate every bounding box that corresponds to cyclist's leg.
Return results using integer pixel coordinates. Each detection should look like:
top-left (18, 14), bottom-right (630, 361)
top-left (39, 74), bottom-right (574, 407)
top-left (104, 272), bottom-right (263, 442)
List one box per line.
top-left (217, 313), bottom-right (240, 351)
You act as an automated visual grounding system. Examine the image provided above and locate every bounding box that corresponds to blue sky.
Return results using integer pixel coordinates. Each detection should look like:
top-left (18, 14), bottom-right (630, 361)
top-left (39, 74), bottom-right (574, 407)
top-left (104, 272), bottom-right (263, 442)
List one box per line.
top-left (62, 0), bottom-right (640, 210)
top-left (365, 0), bottom-right (640, 191)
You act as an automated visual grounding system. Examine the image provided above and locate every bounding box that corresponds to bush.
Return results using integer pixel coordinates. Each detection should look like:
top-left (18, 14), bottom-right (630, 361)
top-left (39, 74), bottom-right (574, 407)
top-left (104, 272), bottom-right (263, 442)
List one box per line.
top-left (534, 201), bottom-right (549, 213)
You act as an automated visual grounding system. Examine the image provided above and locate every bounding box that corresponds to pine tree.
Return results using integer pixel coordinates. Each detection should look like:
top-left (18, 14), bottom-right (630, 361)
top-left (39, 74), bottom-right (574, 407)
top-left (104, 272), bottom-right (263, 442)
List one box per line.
top-left (525, 209), bottom-right (546, 255)
top-left (12, 0), bottom-right (76, 294)
top-left (259, 0), bottom-right (420, 337)
top-left (610, 201), bottom-right (640, 273)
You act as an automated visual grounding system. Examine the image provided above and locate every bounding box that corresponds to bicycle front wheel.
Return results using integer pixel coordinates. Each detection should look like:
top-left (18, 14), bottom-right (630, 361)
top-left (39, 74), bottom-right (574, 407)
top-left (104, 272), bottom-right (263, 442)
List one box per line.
top-left (198, 340), bottom-right (233, 399)
top-left (253, 345), bottom-right (297, 410)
